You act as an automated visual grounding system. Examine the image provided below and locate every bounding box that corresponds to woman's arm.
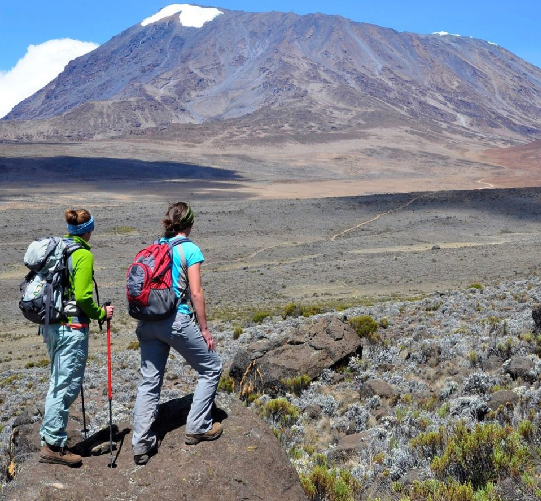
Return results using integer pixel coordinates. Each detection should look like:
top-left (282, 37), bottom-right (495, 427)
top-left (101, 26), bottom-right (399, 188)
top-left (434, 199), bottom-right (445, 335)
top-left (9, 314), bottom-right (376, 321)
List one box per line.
top-left (187, 262), bottom-right (215, 350)
top-left (72, 250), bottom-right (114, 320)
top-left (72, 250), bottom-right (107, 320)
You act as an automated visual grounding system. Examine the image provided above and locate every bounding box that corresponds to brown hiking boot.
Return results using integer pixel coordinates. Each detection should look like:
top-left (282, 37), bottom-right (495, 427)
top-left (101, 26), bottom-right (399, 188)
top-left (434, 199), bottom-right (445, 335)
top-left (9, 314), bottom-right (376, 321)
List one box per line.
top-left (185, 422), bottom-right (223, 445)
top-left (133, 443), bottom-right (158, 465)
top-left (40, 443), bottom-right (82, 466)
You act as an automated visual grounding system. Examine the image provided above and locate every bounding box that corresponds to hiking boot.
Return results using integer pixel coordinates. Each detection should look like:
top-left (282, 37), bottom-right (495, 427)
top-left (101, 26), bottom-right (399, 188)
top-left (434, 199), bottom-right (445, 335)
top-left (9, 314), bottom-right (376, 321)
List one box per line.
top-left (185, 422), bottom-right (223, 445)
top-left (39, 443), bottom-right (82, 466)
top-left (133, 444), bottom-right (158, 465)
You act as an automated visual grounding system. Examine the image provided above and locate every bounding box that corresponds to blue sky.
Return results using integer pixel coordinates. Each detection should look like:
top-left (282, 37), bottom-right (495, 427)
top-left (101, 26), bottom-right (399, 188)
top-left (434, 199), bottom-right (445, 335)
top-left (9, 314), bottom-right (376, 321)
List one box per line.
top-left (1, 1), bottom-right (540, 117)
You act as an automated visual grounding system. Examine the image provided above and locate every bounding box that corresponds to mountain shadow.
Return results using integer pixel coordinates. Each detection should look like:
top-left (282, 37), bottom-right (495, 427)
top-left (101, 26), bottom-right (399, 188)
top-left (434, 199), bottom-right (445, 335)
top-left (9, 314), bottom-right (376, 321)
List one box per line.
top-left (0, 156), bottom-right (243, 185)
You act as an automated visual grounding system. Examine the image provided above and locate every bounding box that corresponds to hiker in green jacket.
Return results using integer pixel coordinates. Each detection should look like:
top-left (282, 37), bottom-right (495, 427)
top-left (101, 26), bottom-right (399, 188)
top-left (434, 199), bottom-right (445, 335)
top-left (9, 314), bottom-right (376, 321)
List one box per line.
top-left (39, 209), bottom-right (114, 466)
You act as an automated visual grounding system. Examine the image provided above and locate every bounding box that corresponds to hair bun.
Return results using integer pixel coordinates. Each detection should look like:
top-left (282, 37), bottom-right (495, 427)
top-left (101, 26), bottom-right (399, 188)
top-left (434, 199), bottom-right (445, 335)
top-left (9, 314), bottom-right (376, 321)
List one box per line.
top-left (65, 209), bottom-right (79, 225)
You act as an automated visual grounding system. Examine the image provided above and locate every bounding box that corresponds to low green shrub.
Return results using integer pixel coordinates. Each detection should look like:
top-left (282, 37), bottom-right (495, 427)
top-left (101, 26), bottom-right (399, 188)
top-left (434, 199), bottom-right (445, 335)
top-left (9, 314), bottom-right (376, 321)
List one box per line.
top-left (255, 398), bottom-right (301, 427)
top-left (407, 478), bottom-right (499, 501)
top-left (467, 283), bottom-right (484, 290)
top-left (127, 341), bottom-right (140, 350)
top-left (300, 305), bottom-right (322, 317)
top-left (348, 315), bottom-right (379, 341)
top-left (410, 427), bottom-right (447, 459)
top-left (217, 375), bottom-right (235, 393)
top-left (281, 374), bottom-right (311, 395)
top-left (252, 310), bottom-right (272, 324)
top-left (379, 317), bottom-right (389, 329)
top-left (232, 326), bottom-right (243, 339)
top-left (300, 456), bottom-right (360, 501)
top-left (430, 421), bottom-right (530, 489)
top-left (1, 374), bottom-right (22, 388)
top-left (25, 358), bottom-right (49, 369)
top-left (283, 302), bottom-right (299, 318)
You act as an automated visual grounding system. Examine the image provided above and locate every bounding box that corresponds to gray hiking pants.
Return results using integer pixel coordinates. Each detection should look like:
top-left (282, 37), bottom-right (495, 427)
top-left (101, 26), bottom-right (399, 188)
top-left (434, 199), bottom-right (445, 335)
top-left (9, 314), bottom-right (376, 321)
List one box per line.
top-left (132, 312), bottom-right (222, 455)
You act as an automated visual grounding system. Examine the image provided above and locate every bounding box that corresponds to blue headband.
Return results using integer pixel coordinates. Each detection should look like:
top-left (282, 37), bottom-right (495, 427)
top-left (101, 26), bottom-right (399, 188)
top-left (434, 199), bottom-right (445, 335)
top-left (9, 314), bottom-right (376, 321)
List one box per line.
top-left (67, 216), bottom-right (95, 235)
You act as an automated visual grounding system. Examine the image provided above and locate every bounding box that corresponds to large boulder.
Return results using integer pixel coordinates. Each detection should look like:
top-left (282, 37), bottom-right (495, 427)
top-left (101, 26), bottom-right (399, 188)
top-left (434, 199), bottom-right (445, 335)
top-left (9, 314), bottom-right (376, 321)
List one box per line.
top-left (230, 316), bottom-right (362, 396)
top-left (1, 393), bottom-right (308, 501)
top-left (503, 357), bottom-right (537, 382)
top-left (487, 390), bottom-right (520, 411)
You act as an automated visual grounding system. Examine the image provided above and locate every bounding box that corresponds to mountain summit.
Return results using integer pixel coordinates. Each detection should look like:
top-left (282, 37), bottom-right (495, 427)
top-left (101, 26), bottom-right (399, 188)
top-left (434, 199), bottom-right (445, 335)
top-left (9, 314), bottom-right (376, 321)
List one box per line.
top-left (3, 4), bottom-right (541, 142)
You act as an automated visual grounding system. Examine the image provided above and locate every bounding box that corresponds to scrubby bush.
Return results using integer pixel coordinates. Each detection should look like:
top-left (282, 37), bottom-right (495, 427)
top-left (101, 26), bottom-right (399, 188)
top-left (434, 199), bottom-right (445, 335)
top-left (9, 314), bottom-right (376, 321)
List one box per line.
top-left (300, 455), bottom-right (360, 501)
top-left (232, 326), bottom-right (243, 339)
top-left (252, 310), bottom-right (272, 324)
top-left (348, 315), bottom-right (379, 341)
top-left (25, 358), bottom-right (49, 369)
top-left (430, 421), bottom-right (530, 489)
top-left (283, 302), bottom-right (299, 318)
top-left (425, 301), bottom-right (443, 311)
top-left (467, 283), bottom-right (484, 290)
top-left (301, 305), bottom-right (322, 317)
top-left (282, 303), bottom-right (323, 318)
top-left (255, 398), bottom-right (301, 427)
top-left (217, 375), bottom-right (235, 393)
top-left (281, 374), bottom-right (311, 395)
top-left (407, 478), bottom-right (499, 501)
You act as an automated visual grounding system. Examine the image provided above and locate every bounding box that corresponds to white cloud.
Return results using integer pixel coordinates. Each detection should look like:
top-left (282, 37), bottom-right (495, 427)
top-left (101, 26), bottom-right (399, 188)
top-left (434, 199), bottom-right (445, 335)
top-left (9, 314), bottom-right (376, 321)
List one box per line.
top-left (141, 4), bottom-right (223, 28)
top-left (0, 39), bottom-right (99, 119)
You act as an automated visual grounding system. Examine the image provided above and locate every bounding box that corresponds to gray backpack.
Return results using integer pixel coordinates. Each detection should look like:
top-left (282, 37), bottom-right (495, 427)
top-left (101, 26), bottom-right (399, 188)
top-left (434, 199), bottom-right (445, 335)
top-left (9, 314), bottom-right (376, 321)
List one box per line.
top-left (19, 237), bottom-right (82, 335)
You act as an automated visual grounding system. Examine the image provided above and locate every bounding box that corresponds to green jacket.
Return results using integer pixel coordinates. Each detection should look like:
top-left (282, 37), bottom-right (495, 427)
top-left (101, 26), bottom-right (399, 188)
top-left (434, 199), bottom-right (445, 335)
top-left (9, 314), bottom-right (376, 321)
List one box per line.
top-left (65, 235), bottom-right (106, 322)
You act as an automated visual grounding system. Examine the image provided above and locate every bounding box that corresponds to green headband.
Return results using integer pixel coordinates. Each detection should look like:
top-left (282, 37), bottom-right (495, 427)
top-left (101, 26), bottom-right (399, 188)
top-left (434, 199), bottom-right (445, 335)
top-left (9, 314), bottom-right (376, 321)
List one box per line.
top-left (179, 205), bottom-right (195, 227)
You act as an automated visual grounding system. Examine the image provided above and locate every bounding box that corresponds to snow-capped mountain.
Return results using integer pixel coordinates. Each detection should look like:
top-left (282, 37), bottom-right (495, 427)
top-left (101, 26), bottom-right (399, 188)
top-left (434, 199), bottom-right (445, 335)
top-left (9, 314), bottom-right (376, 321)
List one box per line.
top-left (2, 4), bottom-right (541, 142)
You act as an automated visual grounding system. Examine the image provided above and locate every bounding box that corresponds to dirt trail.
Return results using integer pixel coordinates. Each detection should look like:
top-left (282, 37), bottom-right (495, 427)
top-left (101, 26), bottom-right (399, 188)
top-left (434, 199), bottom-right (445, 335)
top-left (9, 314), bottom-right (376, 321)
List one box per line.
top-left (330, 196), bottom-right (422, 241)
top-left (476, 178), bottom-right (495, 189)
top-left (216, 196), bottom-right (423, 266)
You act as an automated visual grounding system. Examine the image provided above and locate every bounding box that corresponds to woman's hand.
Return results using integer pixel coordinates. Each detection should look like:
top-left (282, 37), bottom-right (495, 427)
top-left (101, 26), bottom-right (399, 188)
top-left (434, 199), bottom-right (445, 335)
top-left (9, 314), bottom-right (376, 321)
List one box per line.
top-left (104, 305), bottom-right (114, 320)
top-left (201, 327), bottom-right (215, 350)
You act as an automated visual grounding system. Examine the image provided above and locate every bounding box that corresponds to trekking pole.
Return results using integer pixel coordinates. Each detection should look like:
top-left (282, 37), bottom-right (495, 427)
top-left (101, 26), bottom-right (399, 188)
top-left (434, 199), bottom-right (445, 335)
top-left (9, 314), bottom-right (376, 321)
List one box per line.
top-left (81, 383), bottom-right (89, 440)
top-left (104, 301), bottom-right (115, 468)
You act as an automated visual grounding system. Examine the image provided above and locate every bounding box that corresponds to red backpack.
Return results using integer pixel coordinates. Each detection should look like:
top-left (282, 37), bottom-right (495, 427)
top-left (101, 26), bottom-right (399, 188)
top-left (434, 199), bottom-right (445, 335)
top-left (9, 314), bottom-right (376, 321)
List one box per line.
top-left (126, 238), bottom-right (189, 320)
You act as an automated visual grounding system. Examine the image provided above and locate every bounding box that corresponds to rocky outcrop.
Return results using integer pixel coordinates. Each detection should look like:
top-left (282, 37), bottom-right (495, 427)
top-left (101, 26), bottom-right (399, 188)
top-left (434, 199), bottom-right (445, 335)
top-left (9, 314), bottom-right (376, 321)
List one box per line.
top-left (1, 394), bottom-right (308, 501)
top-left (229, 316), bottom-right (362, 396)
top-left (487, 390), bottom-right (520, 411)
top-left (360, 379), bottom-right (395, 399)
top-left (503, 357), bottom-right (538, 382)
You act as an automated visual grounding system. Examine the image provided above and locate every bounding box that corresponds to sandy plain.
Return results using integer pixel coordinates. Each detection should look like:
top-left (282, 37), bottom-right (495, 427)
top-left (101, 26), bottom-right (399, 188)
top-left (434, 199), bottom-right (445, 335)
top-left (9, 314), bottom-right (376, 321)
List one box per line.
top-left (1, 138), bottom-right (541, 370)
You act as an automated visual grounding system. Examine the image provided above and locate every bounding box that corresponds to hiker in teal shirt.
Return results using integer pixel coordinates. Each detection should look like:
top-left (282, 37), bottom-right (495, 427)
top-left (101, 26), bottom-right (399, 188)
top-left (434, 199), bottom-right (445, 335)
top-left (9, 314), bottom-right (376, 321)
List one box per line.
top-left (39, 209), bottom-right (114, 467)
top-left (132, 202), bottom-right (223, 465)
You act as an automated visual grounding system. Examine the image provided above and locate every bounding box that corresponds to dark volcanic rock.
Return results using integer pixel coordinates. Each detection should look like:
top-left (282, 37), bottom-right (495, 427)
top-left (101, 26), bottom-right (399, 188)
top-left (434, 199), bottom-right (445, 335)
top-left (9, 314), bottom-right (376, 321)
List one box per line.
top-left (360, 379), bottom-right (395, 399)
top-left (328, 428), bottom-right (385, 462)
top-left (1, 394), bottom-right (308, 501)
top-left (504, 357), bottom-right (537, 382)
top-left (229, 317), bottom-right (362, 395)
top-left (487, 390), bottom-right (520, 411)
top-left (532, 303), bottom-right (541, 332)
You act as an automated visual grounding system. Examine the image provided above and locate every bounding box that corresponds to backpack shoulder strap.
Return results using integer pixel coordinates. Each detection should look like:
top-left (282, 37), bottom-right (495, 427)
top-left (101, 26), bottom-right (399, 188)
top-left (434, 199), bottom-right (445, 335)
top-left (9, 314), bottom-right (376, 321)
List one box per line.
top-left (63, 238), bottom-right (84, 274)
top-left (168, 238), bottom-right (191, 304)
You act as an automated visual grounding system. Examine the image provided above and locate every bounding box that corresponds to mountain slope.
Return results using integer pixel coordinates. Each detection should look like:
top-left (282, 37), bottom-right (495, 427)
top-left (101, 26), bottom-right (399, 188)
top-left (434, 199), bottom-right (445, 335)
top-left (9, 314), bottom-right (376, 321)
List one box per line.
top-left (3, 5), bottom-right (541, 142)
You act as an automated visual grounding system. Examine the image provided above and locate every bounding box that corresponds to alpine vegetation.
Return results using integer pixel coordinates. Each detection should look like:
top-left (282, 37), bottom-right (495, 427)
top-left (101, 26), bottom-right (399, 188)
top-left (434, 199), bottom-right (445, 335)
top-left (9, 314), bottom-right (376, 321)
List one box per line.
top-left (3, 276), bottom-right (541, 500)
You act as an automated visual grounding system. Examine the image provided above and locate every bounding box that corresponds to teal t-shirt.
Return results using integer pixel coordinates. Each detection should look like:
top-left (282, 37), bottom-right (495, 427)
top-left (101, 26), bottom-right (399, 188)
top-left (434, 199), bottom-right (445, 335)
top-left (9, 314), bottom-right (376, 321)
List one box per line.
top-left (160, 236), bottom-right (204, 314)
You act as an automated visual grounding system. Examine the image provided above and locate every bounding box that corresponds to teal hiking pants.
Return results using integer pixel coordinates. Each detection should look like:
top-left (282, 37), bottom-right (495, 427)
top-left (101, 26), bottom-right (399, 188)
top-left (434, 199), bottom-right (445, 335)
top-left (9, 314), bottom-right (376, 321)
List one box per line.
top-left (40, 324), bottom-right (89, 447)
